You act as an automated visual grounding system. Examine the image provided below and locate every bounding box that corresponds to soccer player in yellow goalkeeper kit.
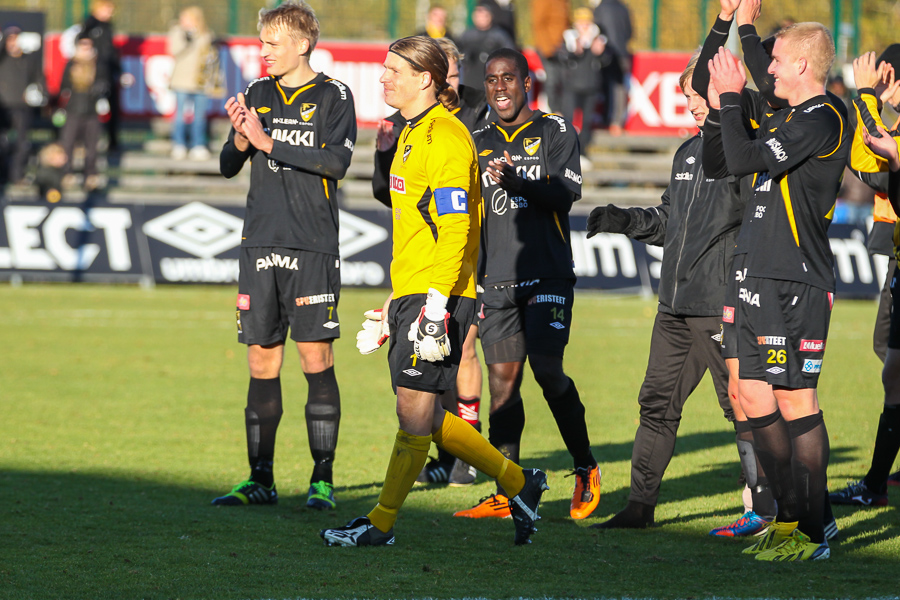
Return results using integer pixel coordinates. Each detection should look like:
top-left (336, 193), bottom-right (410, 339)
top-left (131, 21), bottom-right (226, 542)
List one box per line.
top-left (319, 35), bottom-right (548, 547)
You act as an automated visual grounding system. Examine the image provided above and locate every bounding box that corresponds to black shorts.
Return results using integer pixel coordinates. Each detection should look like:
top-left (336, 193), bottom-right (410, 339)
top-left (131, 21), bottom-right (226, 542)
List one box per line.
top-left (889, 266), bottom-right (900, 350)
top-left (236, 247), bottom-right (341, 345)
top-left (721, 253), bottom-right (745, 360)
top-left (479, 278), bottom-right (574, 363)
top-left (388, 294), bottom-right (476, 394)
top-left (736, 276), bottom-right (832, 388)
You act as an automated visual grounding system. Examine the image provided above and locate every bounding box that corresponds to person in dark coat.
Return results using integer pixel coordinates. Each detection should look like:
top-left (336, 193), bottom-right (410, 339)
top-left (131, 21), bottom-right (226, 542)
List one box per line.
top-left (592, 0), bottom-right (632, 135)
top-left (0, 25), bottom-right (45, 185)
top-left (80, 0), bottom-right (121, 151)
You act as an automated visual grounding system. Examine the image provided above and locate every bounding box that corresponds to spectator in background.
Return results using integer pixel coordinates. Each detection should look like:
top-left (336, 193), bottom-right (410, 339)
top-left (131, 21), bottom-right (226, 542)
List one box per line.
top-left (562, 7), bottom-right (606, 167)
top-left (592, 0), bottom-right (632, 136)
top-left (481, 0), bottom-right (516, 48)
top-left (769, 16), bottom-right (796, 37)
top-left (826, 74), bottom-right (851, 108)
top-left (532, 0), bottom-right (569, 114)
top-left (457, 3), bottom-right (514, 94)
top-left (81, 0), bottom-right (122, 151)
top-left (418, 5), bottom-right (454, 44)
top-left (0, 25), bottom-right (45, 186)
top-left (35, 143), bottom-right (67, 203)
top-left (168, 6), bottom-right (214, 160)
top-left (58, 35), bottom-right (109, 191)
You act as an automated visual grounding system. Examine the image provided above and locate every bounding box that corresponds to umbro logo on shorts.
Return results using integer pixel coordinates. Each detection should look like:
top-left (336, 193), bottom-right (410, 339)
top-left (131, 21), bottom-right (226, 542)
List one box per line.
top-left (323, 321), bottom-right (339, 329)
top-left (402, 369), bottom-right (422, 377)
top-left (766, 366), bottom-right (786, 375)
top-left (549, 322), bottom-right (565, 329)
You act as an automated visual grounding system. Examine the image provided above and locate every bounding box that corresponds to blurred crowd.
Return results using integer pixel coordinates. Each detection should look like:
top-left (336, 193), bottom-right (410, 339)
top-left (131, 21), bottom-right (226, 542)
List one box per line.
top-left (0, 0), bottom-right (222, 201)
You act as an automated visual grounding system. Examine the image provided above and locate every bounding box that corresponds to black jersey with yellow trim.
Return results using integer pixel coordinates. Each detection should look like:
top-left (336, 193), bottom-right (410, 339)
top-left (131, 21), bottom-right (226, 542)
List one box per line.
top-left (220, 73), bottom-right (357, 255)
top-left (734, 94), bottom-right (849, 291)
top-left (474, 110), bottom-right (581, 284)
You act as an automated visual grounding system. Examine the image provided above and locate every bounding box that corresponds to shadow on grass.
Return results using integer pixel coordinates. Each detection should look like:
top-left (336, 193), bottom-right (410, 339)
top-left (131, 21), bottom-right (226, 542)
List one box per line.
top-left (3, 469), bottom-right (900, 599)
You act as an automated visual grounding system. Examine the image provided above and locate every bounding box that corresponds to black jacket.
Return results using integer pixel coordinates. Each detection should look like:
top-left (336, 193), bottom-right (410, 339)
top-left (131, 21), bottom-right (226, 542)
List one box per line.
top-left (81, 16), bottom-right (120, 81)
top-left (619, 134), bottom-right (744, 317)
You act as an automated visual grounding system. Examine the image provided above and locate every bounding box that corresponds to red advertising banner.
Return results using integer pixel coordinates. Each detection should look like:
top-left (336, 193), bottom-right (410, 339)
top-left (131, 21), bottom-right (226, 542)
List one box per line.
top-left (43, 32), bottom-right (693, 134)
top-left (625, 52), bottom-right (695, 136)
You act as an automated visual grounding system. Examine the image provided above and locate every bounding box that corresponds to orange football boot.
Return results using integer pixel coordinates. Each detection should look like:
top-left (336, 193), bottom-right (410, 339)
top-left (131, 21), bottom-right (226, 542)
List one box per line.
top-left (570, 465), bottom-right (601, 519)
top-left (453, 493), bottom-right (511, 518)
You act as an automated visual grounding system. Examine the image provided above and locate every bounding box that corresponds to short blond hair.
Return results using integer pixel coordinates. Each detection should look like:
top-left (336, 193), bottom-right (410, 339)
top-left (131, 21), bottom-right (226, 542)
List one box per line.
top-left (775, 22), bottom-right (835, 85)
top-left (258, 0), bottom-right (319, 55)
top-left (435, 37), bottom-right (462, 65)
top-left (679, 49), bottom-right (701, 92)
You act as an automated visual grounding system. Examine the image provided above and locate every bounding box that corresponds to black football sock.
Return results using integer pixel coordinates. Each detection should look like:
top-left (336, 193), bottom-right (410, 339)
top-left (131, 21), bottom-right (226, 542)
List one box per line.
top-left (489, 395), bottom-right (524, 497)
top-left (823, 491), bottom-right (838, 540)
top-left (545, 378), bottom-right (596, 470)
top-left (305, 367), bottom-right (341, 485)
top-left (748, 410), bottom-right (796, 522)
top-left (246, 377), bottom-right (283, 488)
top-left (864, 404), bottom-right (900, 492)
top-left (735, 419), bottom-right (776, 520)
top-left (789, 411), bottom-right (829, 544)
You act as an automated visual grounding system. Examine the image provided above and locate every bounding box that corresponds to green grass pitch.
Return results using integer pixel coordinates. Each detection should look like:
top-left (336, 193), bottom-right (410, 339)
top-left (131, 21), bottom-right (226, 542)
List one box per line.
top-left (1, 283), bottom-right (898, 599)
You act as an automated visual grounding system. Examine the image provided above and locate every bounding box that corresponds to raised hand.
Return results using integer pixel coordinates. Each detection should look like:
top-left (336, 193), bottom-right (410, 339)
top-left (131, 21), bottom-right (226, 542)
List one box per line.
top-left (735, 0), bottom-right (761, 27)
top-left (853, 52), bottom-right (880, 91)
top-left (376, 119), bottom-right (397, 152)
top-left (879, 64), bottom-right (900, 105)
top-left (719, 0), bottom-right (741, 20)
top-left (486, 151), bottom-right (523, 193)
top-left (235, 93), bottom-right (274, 153)
top-left (862, 125), bottom-right (900, 171)
top-left (709, 47), bottom-right (746, 95)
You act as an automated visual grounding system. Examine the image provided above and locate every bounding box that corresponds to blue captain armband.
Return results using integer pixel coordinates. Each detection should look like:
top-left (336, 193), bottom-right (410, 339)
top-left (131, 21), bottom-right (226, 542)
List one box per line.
top-left (434, 187), bottom-right (469, 215)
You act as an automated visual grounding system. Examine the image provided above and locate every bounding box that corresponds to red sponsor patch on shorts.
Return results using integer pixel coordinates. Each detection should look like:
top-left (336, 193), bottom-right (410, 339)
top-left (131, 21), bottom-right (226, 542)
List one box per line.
top-left (827, 292), bottom-right (833, 310)
top-left (722, 306), bottom-right (735, 324)
top-left (237, 294), bottom-right (250, 310)
top-left (799, 339), bottom-right (825, 352)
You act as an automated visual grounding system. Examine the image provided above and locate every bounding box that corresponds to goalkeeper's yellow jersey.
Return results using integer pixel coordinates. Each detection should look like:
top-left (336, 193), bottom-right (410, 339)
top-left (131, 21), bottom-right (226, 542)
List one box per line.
top-left (388, 103), bottom-right (480, 299)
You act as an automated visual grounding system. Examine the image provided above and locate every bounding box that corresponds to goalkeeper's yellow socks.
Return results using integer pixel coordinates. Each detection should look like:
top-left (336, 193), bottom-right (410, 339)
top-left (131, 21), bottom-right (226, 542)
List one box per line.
top-left (433, 411), bottom-right (526, 497)
top-left (368, 429), bottom-right (430, 533)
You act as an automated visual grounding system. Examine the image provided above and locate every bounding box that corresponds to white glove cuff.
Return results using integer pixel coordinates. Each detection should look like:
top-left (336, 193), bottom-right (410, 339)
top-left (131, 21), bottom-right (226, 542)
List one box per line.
top-left (424, 288), bottom-right (449, 320)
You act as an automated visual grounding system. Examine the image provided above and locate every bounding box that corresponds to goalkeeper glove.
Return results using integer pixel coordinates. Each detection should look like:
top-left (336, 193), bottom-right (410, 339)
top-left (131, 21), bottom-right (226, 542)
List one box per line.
top-left (408, 288), bottom-right (451, 362)
top-left (355, 308), bottom-right (389, 355)
top-left (586, 204), bottom-right (632, 238)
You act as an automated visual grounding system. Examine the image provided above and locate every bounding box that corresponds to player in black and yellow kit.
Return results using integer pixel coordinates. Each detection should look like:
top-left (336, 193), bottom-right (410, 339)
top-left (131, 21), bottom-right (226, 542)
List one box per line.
top-left (828, 49), bottom-right (900, 506)
top-left (693, 0), bottom-right (840, 542)
top-left (319, 36), bottom-right (547, 547)
top-left (452, 48), bottom-right (601, 522)
top-left (212, 1), bottom-right (356, 511)
top-left (707, 22), bottom-right (849, 560)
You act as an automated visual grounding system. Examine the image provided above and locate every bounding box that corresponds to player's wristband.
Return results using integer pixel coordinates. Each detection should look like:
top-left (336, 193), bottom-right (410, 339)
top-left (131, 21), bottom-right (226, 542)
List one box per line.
top-left (424, 288), bottom-right (449, 321)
